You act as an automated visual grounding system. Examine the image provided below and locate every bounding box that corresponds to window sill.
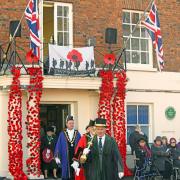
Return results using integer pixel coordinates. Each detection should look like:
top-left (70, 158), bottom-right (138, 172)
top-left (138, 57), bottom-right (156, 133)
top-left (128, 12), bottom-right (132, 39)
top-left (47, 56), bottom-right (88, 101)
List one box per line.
top-left (126, 64), bottom-right (157, 72)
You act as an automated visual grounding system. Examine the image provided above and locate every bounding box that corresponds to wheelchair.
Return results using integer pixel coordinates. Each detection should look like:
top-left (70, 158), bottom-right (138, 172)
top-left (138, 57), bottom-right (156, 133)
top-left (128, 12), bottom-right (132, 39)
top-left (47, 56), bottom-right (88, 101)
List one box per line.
top-left (133, 157), bottom-right (162, 180)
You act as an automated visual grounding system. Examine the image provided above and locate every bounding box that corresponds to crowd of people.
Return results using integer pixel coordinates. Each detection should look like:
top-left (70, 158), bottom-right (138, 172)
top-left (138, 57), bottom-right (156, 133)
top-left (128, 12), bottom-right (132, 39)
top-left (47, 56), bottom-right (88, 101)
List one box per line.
top-left (40, 116), bottom-right (124, 180)
top-left (129, 125), bottom-right (180, 179)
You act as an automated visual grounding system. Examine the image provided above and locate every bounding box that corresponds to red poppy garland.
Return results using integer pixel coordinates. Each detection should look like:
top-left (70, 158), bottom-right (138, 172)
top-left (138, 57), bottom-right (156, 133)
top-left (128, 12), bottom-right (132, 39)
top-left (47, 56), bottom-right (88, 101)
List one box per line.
top-left (97, 70), bottom-right (114, 135)
top-left (112, 71), bottom-right (132, 176)
top-left (26, 49), bottom-right (39, 63)
top-left (7, 66), bottom-right (27, 180)
top-left (26, 67), bottom-right (43, 177)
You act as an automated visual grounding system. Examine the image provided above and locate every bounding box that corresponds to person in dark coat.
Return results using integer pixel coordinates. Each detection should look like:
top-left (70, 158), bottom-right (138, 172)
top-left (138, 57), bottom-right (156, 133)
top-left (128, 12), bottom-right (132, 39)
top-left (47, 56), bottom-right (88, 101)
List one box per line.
top-left (83, 118), bottom-right (124, 180)
top-left (162, 136), bottom-right (168, 149)
top-left (135, 137), bottom-right (151, 169)
top-left (41, 126), bottom-right (58, 179)
top-left (129, 125), bottom-right (149, 155)
top-left (151, 136), bottom-right (172, 179)
top-left (169, 138), bottom-right (180, 168)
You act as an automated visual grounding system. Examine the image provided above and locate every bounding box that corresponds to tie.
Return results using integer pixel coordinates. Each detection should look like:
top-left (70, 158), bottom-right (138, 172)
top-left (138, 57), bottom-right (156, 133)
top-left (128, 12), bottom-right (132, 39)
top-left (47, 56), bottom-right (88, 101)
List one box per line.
top-left (99, 137), bottom-right (103, 152)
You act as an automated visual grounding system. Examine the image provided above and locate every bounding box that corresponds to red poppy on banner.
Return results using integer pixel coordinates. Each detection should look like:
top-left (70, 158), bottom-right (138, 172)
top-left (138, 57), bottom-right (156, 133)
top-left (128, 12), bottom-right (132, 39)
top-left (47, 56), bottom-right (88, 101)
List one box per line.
top-left (67, 49), bottom-right (83, 63)
top-left (104, 53), bottom-right (116, 65)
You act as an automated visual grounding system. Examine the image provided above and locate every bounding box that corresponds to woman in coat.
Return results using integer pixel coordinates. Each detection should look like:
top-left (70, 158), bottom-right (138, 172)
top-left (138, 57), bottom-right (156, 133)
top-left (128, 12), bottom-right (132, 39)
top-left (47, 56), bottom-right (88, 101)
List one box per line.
top-left (151, 136), bottom-right (172, 179)
top-left (169, 137), bottom-right (180, 168)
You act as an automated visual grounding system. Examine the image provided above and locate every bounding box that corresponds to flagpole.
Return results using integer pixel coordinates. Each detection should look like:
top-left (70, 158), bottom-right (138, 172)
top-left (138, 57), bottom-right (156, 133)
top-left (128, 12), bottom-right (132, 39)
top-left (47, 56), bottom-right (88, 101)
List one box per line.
top-left (113, 0), bottom-right (154, 71)
top-left (124, 0), bottom-right (154, 48)
top-left (3, 0), bottom-right (32, 57)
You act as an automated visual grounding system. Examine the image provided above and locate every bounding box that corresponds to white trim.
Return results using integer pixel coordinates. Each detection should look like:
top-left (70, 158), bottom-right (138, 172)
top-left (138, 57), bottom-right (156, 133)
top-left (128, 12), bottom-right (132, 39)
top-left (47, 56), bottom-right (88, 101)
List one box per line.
top-left (39, 0), bottom-right (44, 69)
top-left (54, 2), bottom-right (73, 47)
top-left (126, 103), bottom-right (153, 143)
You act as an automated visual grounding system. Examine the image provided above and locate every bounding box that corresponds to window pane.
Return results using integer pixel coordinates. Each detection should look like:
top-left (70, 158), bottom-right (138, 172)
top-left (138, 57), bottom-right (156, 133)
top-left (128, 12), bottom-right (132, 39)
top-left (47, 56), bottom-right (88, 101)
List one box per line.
top-left (141, 27), bottom-right (149, 38)
top-left (123, 37), bottom-right (130, 50)
top-left (140, 126), bottom-right (149, 140)
top-left (132, 51), bottom-right (140, 63)
top-left (138, 106), bottom-right (149, 124)
top-left (127, 126), bottom-right (136, 144)
top-left (127, 105), bottom-right (137, 124)
top-left (124, 51), bottom-right (130, 63)
top-left (123, 11), bottom-right (130, 23)
top-left (131, 38), bottom-right (139, 50)
top-left (57, 32), bottom-right (63, 45)
top-left (141, 39), bottom-right (149, 51)
top-left (123, 24), bottom-right (130, 36)
top-left (64, 6), bottom-right (69, 17)
top-left (132, 25), bottom-right (140, 37)
top-left (64, 32), bottom-right (69, 46)
top-left (141, 52), bottom-right (149, 64)
top-left (57, 17), bottom-right (63, 31)
top-left (132, 13), bottom-right (139, 24)
top-left (57, 6), bottom-right (63, 16)
top-left (64, 18), bottom-right (69, 31)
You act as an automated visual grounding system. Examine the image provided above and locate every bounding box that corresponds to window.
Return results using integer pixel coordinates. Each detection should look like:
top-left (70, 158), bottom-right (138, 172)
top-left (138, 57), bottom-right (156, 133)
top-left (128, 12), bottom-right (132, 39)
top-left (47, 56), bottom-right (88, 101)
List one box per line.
top-left (126, 105), bottom-right (150, 144)
top-left (54, 3), bottom-right (72, 46)
top-left (122, 11), bottom-right (152, 67)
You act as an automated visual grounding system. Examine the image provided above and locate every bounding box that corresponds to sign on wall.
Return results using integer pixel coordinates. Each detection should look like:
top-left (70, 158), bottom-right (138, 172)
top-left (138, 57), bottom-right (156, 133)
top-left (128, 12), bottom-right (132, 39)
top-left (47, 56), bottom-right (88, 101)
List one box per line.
top-left (49, 44), bottom-right (95, 75)
top-left (165, 106), bottom-right (176, 120)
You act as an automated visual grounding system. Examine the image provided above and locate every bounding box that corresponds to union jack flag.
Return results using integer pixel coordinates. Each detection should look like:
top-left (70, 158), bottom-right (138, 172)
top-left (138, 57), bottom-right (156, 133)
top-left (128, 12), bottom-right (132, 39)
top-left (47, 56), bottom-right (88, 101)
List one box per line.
top-left (143, 1), bottom-right (164, 70)
top-left (25, 0), bottom-right (41, 59)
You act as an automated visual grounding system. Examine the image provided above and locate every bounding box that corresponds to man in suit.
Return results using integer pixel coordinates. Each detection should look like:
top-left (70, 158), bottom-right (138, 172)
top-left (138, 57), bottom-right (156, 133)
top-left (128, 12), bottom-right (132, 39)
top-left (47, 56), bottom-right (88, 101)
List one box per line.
top-left (83, 118), bottom-right (124, 180)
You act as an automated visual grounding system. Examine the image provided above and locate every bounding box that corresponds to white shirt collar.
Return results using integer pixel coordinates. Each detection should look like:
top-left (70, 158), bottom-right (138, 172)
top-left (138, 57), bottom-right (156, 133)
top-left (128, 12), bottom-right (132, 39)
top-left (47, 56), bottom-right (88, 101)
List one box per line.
top-left (97, 134), bottom-right (106, 146)
top-left (67, 129), bottom-right (75, 141)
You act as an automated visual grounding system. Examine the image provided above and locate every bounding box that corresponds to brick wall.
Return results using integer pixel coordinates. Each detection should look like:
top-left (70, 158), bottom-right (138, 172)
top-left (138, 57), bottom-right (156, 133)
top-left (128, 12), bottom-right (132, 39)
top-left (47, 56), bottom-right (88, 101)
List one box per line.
top-left (0, 0), bottom-right (179, 71)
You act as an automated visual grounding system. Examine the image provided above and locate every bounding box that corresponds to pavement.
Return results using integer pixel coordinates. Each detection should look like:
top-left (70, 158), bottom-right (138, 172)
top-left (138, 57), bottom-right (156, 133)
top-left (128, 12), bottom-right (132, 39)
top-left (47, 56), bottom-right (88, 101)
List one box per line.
top-left (0, 154), bottom-right (135, 180)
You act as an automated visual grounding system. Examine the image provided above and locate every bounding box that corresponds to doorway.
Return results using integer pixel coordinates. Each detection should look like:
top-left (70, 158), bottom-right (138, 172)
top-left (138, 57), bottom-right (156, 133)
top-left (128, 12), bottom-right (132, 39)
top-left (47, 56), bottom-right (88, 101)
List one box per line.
top-left (40, 104), bottom-right (71, 136)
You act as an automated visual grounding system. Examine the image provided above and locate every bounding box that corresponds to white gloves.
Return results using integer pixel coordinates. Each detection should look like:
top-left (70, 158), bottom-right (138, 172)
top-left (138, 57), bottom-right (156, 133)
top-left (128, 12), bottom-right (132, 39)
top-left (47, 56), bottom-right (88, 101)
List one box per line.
top-left (76, 168), bottom-right (80, 176)
top-left (118, 172), bottom-right (124, 179)
top-left (83, 148), bottom-right (90, 155)
top-left (55, 157), bottom-right (61, 164)
top-left (71, 161), bottom-right (79, 171)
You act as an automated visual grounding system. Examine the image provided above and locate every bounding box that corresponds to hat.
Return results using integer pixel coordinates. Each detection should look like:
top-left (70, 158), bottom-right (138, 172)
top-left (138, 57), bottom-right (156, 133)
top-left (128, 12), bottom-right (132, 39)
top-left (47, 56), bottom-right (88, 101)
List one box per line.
top-left (137, 137), bottom-right (146, 143)
top-left (86, 119), bottom-right (95, 130)
top-left (66, 115), bottom-right (74, 122)
top-left (46, 126), bottom-right (54, 132)
top-left (95, 118), bottom-right (106, 127)
top-left (154, 136), bottom-right (162, 142)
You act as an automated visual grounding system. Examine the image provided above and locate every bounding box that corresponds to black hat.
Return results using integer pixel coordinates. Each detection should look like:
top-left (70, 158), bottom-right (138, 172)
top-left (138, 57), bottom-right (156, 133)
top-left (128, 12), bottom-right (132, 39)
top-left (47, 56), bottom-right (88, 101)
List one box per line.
top-left (154, 136), bottom-right (162, 142)
top-left (95, 118), bottom-right (107, 127)
top-left (137, 137), bottom-right (146, 143)
top-left (46, 126), bottom-right (54, 132)
top-left (66, 115), bottom-right (74, 122)
top-left (86, 119), bottom-right (95, 130)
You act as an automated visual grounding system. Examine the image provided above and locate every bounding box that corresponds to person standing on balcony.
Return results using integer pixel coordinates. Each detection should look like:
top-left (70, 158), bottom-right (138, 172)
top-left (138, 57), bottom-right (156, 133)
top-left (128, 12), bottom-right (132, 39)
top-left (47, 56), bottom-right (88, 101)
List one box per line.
top-left (54, 115), bottom-right (81, 180)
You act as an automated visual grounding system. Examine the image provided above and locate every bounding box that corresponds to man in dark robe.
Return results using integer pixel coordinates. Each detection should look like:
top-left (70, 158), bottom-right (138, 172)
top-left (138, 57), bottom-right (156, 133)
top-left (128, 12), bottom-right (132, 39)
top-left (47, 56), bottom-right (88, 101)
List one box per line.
top-left (84, 118), bottom-right (124, 180)
top-left (54, 115), bottom-right (81, 180)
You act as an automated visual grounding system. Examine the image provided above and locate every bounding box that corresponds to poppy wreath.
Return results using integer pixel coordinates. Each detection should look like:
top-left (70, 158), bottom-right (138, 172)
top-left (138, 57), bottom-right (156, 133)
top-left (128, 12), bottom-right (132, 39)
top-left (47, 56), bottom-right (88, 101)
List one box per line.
top-left (112, 71), bottom-right (132, 176)
top-left (97, 70), bottom-right (114, 135)
top-left (7, 66), bottom-right (27, 180)
top-left (26, 67), bottom-right (43, 177)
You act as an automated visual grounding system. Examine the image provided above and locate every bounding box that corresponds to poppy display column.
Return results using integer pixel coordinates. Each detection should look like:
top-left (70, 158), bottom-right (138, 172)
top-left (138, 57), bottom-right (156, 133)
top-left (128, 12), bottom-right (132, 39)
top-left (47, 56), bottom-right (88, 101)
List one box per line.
top-left (97, 70), bottom-right (114, 135)
top-left (7, 67), bottom-right (27, 180)
top-left (26, 67), bottom-right (44, 179)
top-left (112, 71), bottom-right (132, 176)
